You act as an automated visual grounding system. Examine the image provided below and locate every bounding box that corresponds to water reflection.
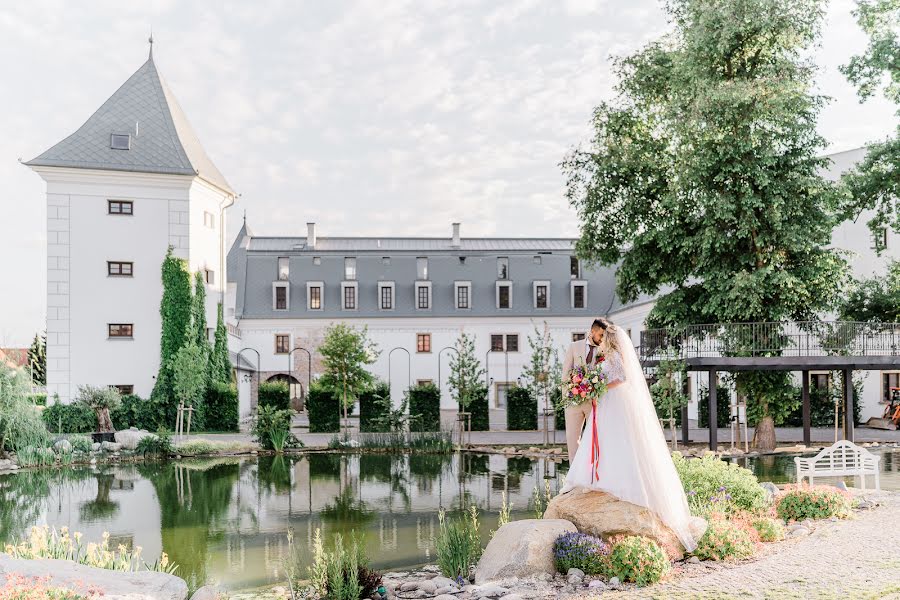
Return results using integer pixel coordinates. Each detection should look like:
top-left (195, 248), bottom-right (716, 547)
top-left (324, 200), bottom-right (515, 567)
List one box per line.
top-left (0, 449), bottom-right (896, 592)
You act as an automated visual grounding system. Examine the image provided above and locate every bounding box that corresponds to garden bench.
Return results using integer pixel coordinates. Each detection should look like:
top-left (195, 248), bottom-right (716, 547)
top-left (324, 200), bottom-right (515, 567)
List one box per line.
top-left (794, 440), bottom-right (880, 490)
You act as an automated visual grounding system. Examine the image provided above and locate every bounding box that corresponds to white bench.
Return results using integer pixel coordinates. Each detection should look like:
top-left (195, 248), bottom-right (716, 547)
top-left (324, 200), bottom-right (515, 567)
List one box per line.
top-left (794, 440), bottom-right (881, 490)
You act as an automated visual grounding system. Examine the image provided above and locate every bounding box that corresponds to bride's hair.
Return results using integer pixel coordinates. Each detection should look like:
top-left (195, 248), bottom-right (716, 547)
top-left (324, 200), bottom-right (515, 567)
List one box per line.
top-left (598, 318), bottom-right (621, 355)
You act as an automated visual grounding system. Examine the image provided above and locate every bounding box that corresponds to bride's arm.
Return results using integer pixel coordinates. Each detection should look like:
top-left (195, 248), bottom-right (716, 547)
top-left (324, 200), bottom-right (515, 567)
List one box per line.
top-left (605, 351), bottom-right (626, 389)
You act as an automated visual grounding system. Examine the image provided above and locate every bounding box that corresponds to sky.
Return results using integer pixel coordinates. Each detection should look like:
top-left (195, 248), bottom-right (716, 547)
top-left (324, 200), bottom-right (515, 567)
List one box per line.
top-left (0, 0), bottom-right (896, 347)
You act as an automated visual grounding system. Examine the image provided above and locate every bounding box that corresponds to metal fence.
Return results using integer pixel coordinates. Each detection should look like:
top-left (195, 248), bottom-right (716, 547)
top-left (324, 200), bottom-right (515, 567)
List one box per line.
top-left (639, 321), bottom-right (900, 361)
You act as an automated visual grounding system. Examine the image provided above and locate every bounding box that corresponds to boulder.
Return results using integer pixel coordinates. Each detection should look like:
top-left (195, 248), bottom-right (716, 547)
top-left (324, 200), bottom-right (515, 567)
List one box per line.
top-left (543, 488), bottom-right (706, 560)
top-left (53, 439), bottom-right (73, 454)
top-left (101, 441), bottom-right (123, 452)
top-left (759, 482), bottom-right (779, 503)
top-left (474, 518), bottom-right (577, 584)
top-left (190, 584), bottom-right (225, 600)
top-left (115, 428), bottom-right (155, 451)
top-left (0, 553), bottom-right (188, 599)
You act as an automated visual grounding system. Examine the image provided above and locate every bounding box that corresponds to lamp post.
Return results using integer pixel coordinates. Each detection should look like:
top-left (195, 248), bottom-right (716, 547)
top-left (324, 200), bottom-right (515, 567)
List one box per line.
top-left (288, 347), bottom-right (312, 409)
top-left (237, 347), bottom-right (261, 410)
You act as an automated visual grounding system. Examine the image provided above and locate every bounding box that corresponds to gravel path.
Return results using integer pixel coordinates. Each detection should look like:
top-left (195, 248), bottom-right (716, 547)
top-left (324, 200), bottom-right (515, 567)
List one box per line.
top-left (588, 491), bottom-right (900, 600)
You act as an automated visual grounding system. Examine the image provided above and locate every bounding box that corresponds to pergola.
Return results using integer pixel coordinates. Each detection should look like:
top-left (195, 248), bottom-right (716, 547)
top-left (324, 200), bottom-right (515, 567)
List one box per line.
top-left (639, 321), bottom-right (900, 450)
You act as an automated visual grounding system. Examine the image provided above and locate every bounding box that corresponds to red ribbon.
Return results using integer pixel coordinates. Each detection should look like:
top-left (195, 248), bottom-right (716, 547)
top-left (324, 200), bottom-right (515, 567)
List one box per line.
top-left (589, 398), bottom-right (600, 483)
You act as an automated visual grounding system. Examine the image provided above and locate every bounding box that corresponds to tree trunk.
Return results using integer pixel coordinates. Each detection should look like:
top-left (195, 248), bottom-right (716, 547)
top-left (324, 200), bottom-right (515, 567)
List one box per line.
top-left (97, 408), bottom-right (115, 433)
top-left (752, 415), bottom-right (776, 451)
top-left (342, 378), bottom-right (348, 436)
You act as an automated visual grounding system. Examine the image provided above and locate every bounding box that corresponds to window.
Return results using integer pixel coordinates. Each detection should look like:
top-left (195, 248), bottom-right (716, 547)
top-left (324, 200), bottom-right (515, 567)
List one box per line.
top-left (572, 332), bottom-right (586, 342)
top-left (313, 256), bottom-right (321, 266)
top-left (496, 282), bottom-right (512, 309)
top-left (112, 385), bottom-right (134, 395)
top-left (203, 211), bottom-right (215, 229)
top-left (455, 281), bottom-right (471, 309)
top-left (107, 261), bottom-right (133, 277)
top-left (490, 334), bottom-right (519, 352)
top-left (307, 282), bottom-right (323, 310)
top-left (278, 257), bottom-right (290, 280)
top-left (274, 283), bottom-right (289, 310)
top-left (416, 282), bottom-right (432, 310)
top-left (494, 382), bottom-right (513, 408)
top-left (491, 334), bottom-right (504, 351)
top-left (342, 282), bottom-right (357, 310)
top-left (459, 256), bottom-right (466, 265)
top-left (344, 257), bottom-right (357, 280)
top-left (108, 200), bottom-right (133, 215)
top-left (382, 256), bottom-right (391, 265)
top-left (883, 372), bottom-right (900, 403)
top-left (275, 334), bottom-right (290, 354)
top-left (204, 268), bottom-right (215, 285)
top-left (811, 372), bottom-right (831, 390)
top-left (497, 257), bottom-right (509, 279)
top-left (379, 282), bottom-right (394, 310)
top-left (570, 256), bottom-right (581, 279)
top-left (417, 333), bottom-right (432, 353)
top-left (572, 283), bottom-right (586, 309)
top-left (110, 133), bottom-right (131, 150)
top-left (108, 323), bottom-right (133, 338)
top-left (416, 257), bottom-right (429, 280)
top-left (533, 281), bottom-right (549, 309)
top-left (506, 334), bottom-right (519, 352)
top-left (417, 379), bottom-right (434, 387)
top-left (533, 255), bottom-right (542, 265)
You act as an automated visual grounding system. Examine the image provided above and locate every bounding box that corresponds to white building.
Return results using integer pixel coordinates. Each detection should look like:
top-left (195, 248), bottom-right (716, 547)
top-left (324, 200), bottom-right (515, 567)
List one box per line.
top-left (26, 49), bottom-right (235, 403)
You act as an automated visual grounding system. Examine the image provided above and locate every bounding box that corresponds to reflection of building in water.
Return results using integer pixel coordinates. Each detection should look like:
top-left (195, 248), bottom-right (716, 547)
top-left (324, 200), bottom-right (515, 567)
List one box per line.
top-left (378, 517), bottom-right (398, 551)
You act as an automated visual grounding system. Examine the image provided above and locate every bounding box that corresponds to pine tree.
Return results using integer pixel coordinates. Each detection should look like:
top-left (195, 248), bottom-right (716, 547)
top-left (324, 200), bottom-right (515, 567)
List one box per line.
top-left (209, 303), bottom-right (231, 385)
top-left (448, 333), bottom-right (485, 410)
top-left (27, 332), bottom-right (46, 387)
top-left (151, 247), bottom-right (192, 425)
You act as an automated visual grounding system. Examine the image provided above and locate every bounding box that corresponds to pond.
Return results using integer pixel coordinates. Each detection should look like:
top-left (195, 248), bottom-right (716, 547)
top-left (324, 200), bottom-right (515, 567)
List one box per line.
top-left (1, 449), bottom-right (898, 592)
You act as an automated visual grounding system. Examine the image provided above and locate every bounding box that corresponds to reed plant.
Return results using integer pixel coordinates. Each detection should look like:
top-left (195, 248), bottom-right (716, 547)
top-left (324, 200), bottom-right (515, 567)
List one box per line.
top-left (434, 506), bottom-right (482, 581)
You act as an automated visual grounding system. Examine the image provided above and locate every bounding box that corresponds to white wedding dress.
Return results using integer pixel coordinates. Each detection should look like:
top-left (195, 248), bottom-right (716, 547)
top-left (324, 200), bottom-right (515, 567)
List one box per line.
top-left (559, 326), bottom-right (697, 551)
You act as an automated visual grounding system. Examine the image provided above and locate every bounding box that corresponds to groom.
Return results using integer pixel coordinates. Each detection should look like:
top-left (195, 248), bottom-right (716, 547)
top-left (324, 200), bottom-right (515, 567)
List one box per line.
top-left (561, 318), bottom-right (607, 459)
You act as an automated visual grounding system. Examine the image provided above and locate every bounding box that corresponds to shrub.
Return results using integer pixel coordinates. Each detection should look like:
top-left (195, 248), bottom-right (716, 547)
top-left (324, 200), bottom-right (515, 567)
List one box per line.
top-left (408, 383), bottom-right (441, 432)
top-left (299, 530), bottom-right (382, 600)
top-left (26, 394), bottom-right (47, 406)
top-left (553, 388), bottom-right (566, 431)
top-left (203, 382), bottom-right (239, 432)
top-left (69, 436), bottom-right (93, 453)
top-left (252, 405), bottom-right (297, 452)
top-left (41, 403), bottom-right (95, 434)
top-left (258, 381), bottom-right (290, 412)
top-left (435, 507), bottom-right (482, 580)
top-left (775, 485), bottom-right (852, 522)
top-left (605, 536), bottom-right (670, 586)
top-left (553, 532), bottom-right (609, 575)
top-left (359, 382), bottom-right (392, 433)
top-left (135, 429), bottom-right (173, 457)
top-left (173, 439), bottom-right (246, 456)
top-left (466, 385), bottom-right (490, 432)
top-left (507, 386), bottom-right (537, 430)
top-left (0, 574), bottom-right (89, 600)
top-left (673, 453), bottom-right (767, 515)
top-left (110, 395), bottom-right (159, 431)
top-left (697, 383), bottom-right (731, 428)
top-left (307, 384), bottom-right (340, 433)
top-left (693, 516), bottom-right (757, 561)
top-left (751, 516), bottom-right (785, 542)
top-left (75, 385), bottom-right (121, 433)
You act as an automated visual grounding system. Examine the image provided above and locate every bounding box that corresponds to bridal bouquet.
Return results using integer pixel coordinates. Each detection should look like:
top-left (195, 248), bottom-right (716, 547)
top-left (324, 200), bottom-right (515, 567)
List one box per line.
top-left (558, 359), bottom-right (608, 410)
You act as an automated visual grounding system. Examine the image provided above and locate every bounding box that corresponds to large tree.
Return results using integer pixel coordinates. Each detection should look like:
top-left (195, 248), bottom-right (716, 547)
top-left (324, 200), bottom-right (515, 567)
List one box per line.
top-left (208, 303), bottom-right (231, 385)
top-left (839, 0), bottom-right (900, 246)
top-left (563, 0), bottom-right (848, 449)
top-left (840, 260), bottom-right (900, 322)
top-left (27, 332), bottom-right (45, 387)
top-left (151, 247), bottom-right (192, 425)
top-left (317, 323), bottom-right (380, 434)
top-left (447, 333), bottom-right (486, 411)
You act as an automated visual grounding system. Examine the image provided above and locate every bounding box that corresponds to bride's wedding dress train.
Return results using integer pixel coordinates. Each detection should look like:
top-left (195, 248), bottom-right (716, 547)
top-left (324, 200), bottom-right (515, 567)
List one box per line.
top-left (559, 327), bottom-right (698, 552)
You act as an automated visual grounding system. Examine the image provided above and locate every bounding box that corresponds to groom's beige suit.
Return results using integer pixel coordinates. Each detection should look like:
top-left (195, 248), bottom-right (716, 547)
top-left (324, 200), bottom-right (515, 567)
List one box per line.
top-left (562, 334), bottom-right (602, 460)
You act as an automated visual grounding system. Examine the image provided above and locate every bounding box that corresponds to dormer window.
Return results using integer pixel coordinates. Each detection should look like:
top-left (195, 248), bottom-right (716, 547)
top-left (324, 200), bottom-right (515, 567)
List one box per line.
top-left (110, 134), bottom-right (131, 150)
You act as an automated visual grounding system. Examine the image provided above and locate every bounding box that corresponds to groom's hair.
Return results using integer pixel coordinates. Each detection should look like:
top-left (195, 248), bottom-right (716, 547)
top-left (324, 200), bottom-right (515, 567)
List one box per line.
top-left (591, 318), bottom-right (609, 330)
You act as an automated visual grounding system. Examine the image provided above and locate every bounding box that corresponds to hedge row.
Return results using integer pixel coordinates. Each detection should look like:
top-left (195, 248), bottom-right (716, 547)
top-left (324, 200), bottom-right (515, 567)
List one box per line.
top-left (258, 380), bottom-right (290, 412)
top-left (507, 386), bottom-right (537, 430)
top-left (408, 383), bottom-right (441, 432)
top-left (359, 382), bottom-right (392, 433)
top-left (307, 385), bottom-right (340, 433)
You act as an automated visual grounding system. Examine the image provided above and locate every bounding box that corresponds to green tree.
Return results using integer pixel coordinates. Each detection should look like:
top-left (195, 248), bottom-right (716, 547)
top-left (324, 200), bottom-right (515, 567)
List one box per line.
top-left (190, 271), bottom-right (212, 386)
top-left (447, 333), bottom-right (485, 410)
top-left (839, 0), bottom-right (899, 245)
top-left (27, 332), bottom-right (46, 387)
top-left (76, 385), bottom-right (122, 433)
top-left (839, 260), bottom-right (900, 322)
top-left (562, 0), bottom-right (848, 450)
top-left (152, 247), bottom-right (192, 424)
top-left (209, 303), bottom-right (231, 385)
top-left (317, 323), bottom-right (380, 434)
top-left (521, 323), bottom-right (562, 414)
top-left (172, 341), bottom-right (208, 431)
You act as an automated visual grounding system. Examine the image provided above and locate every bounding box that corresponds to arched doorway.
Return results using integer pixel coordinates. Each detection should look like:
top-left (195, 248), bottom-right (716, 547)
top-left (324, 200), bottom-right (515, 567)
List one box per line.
top-left (266, 373), bottom-right (304, 411)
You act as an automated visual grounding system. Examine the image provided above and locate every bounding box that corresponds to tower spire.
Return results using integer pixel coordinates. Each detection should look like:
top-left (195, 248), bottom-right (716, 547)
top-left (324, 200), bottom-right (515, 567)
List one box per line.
top-left (148, 28), bottom-right (154, 58)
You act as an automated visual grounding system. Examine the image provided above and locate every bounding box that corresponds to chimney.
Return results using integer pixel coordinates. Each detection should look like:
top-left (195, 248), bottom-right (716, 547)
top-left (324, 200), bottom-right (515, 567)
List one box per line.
top-left (307, 222), bottom-right (317, 249)
top-left (451, 222), bottom-right (461, 248)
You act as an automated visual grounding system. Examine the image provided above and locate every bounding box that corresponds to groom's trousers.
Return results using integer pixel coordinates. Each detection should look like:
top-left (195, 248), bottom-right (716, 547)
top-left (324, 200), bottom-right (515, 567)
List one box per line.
top-left (563, 400), bottom-right (593, 460)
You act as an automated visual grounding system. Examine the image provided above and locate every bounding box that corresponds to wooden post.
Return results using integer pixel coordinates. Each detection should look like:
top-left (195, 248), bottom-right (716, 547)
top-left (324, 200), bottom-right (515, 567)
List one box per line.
top-left (681, 376), bottom-right (690, 445)
top-left (844, 368), bottom-right (854, 442)
top-left (801, 370), bottom-right (811, 446)
top-left (708, 369), bottom-right (718, 452)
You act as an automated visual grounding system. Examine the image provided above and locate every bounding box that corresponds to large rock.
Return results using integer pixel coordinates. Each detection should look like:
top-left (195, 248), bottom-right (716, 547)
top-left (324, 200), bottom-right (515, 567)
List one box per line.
top-left (474, 518), bottom-right (576, 584)
top-left (543, 489), bottom-right (706, 560)
top-left (0, 553), bottom-right (188, 600)
top-left (114, 428), bottom-right (155, 451)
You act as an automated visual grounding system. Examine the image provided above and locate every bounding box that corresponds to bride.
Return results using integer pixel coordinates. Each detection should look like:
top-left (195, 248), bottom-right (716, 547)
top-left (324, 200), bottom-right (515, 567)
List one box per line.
top-left (559, 318), bottom-right (698, 552)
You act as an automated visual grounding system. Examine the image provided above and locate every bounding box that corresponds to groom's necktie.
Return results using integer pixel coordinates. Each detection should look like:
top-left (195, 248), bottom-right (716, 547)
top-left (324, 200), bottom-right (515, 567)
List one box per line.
top-left (586, 345), bottom-right (595, 364)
